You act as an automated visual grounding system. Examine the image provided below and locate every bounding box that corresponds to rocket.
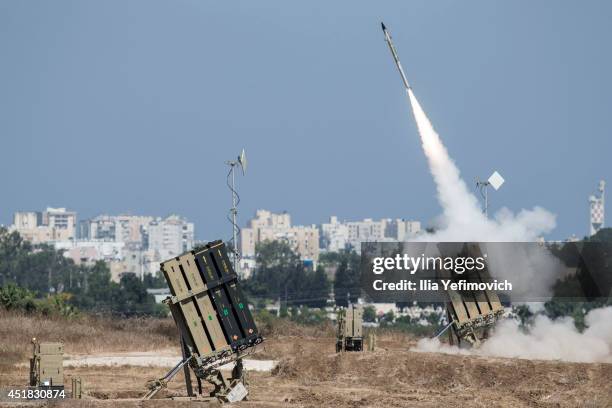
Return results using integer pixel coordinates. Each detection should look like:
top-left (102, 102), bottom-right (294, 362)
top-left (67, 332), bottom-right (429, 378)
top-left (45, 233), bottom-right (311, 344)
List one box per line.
top-left (381, 22), bottom-right (411, 90)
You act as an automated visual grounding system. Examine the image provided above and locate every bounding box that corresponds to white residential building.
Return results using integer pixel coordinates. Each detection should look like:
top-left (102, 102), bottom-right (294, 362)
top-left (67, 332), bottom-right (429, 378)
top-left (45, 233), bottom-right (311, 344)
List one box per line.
top-left (320, 216), bottom-right (349, 252)
top-left (54, 240), bottom-right (125, 264)
top-left (64, 213), bottom-right (194, 279)
top-left (10, 207), bottom-right (77, 243)
top-left (239, 209), bottom-right (319, 263)
top-left (320, 217), bottom-right (421, 253)
top-left (384, 219), bottom-right (421, 241)
top-left (147, 215), bottom-right (195, 261)
top-left (346, 218), bottom-right (386, 248)
top-left (80, 214), bottom-right (153, 246)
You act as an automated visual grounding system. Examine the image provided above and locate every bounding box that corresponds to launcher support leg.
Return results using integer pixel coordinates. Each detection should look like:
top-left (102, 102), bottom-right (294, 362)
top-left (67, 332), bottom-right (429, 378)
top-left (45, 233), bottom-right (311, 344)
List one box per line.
top-left (143, 356), bottom-right (193, 400)
top-left (205, 369), bottom-right (230, 398)
top-left (465, 328), bottom-right (481, 347)
top-left (231, 359), bottom-right (248, 400)
top-left (232, 359), bottom-right (245, 385)
top-left (181, 338), bottom-right (194, 397)
top-left (447, 309), bottom-right (454, 346)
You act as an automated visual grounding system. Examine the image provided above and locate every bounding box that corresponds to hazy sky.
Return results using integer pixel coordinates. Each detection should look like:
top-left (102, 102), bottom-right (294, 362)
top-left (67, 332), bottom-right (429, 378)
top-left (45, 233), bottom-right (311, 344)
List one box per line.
top-left (1, 1), bottom-right (611, 241)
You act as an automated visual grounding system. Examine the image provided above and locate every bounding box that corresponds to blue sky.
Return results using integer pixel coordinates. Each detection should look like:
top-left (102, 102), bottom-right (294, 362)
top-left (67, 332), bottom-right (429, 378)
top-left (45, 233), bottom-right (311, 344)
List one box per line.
top-left (1, 0), bottom-right (611, 241)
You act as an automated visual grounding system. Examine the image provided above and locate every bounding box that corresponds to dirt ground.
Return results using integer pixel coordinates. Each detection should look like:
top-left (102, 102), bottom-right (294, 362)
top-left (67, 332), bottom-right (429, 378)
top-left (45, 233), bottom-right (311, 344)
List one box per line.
top-left (1, 333), bottom-right (611, 408)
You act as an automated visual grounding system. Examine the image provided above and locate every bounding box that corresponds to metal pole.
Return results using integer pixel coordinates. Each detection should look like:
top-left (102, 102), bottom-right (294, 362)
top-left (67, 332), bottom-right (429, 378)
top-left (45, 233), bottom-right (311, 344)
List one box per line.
top-left (447, 309), bottom-right (454, 346)
top-left (476, 180), bottom-right (489, 218)
top-left (434, 320), bottom-right (455, 339)
top-left (231, 165), bottom-right (238, 272)
top-left (602, 180), bottom-right (606, 229)
top-left (484, 184), bottom-right (488, 218)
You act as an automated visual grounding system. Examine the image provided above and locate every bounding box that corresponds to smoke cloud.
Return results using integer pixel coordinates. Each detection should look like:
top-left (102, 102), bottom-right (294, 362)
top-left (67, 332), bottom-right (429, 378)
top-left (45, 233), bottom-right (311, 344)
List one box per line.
top-left (407, 89), bottom-right (559, 299)
top-left (407, 89), bottom-right (556, 243)
top-left (413, 306), bottom-right (612, 363)
top-left (405, 89), bottom-right (611, 362)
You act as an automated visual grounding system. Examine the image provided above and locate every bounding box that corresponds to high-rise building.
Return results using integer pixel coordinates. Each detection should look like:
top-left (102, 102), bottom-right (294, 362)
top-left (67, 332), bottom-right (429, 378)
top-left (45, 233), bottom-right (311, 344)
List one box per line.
top-left (55, 240), bottom-right (124, 265)
top-left (10, 207), bottom-right (76, 243)
top-left (384, 219), bottom-right (421, 241)
top-left (147, 215), bottom-right (195, 260)
top-left (320, 216), bottom-right (349, 252)
top-left (240, 209), bottom-right (319, 263)
top-left (319, 216), bottom-right (421, 253)
top-left (68, 213), bottom-right (193, 278)
top-left (346, 218), bottom-right (386, 248)
top-left (80, 214), bottom-right (153, 246)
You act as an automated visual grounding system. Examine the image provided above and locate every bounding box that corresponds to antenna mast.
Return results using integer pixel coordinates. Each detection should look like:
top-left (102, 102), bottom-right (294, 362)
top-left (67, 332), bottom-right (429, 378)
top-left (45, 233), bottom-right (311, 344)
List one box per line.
top-left (225, 149), bottom-right (247, 273)
top-left (476, 171), bottom-right (505, 217)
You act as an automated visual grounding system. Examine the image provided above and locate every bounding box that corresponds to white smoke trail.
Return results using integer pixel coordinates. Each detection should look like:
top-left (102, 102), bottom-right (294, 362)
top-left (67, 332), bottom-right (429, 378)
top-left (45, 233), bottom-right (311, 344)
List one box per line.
top-left (407, 89), bottom-right (559, 298)
top-left (406, 89), bottom-right (612, 362)
top-left (414, 306), bottom-right (612, 363)
top-left (407, 88), bottom-right (556, 242)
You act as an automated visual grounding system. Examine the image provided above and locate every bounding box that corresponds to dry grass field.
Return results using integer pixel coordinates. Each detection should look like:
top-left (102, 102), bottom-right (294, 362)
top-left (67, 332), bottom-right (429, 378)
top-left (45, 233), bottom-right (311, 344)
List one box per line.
top-left (1, 311), bottom-right (611, 408)
top-left (0, 310), bottom-right (178, 369)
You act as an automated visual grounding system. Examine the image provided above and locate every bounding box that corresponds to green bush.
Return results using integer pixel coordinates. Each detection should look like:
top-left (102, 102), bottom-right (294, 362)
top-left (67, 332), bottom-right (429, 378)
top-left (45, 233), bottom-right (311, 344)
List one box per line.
top-left (0, 284), bottom-right (37, 312)
top-left (0, 284), bottom-right (81, 317)
top-left (290, 306), bottom-right (328, 326)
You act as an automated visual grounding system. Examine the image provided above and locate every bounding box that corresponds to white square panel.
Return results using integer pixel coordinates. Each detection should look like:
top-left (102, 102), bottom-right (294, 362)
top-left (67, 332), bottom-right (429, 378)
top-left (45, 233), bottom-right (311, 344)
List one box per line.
top-left (488, 171), bottom-right (505, 190)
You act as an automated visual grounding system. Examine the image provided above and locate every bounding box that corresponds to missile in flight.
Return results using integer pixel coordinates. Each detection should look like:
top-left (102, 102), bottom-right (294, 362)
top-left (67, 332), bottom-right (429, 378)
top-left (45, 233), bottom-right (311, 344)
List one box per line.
top-left (381, 22), bottom-right (411, 90)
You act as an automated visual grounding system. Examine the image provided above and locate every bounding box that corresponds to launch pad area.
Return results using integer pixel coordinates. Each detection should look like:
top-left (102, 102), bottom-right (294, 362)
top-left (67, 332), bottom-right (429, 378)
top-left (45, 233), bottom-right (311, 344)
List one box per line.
top-left (1, 327), bottom-right (610, 408)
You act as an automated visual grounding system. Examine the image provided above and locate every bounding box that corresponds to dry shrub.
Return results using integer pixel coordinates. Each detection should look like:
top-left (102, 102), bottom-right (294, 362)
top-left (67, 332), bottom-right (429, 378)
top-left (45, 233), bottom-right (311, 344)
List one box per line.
top-left (266, 318), bottom-right (335, 338)
top-left (271, 351), bottom-right (349, 383)
top-left (0, 309), bottom-right (178, 367)
top-left (271, 358), bottom-right (299, 378)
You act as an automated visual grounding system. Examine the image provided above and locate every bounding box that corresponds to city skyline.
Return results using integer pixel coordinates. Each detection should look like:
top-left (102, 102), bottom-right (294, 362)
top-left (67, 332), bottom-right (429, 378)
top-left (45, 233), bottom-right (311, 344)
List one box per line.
top-left (1, 195), bottom-right (602, 242)
top-left (5, 206), bottom-right (423, 280)
top-left (1, 1), bottom-right (611, 241)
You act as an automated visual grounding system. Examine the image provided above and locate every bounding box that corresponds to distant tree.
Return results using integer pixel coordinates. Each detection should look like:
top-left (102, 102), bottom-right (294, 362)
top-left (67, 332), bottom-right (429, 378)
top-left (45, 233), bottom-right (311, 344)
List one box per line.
top-left (0, 229), bottom-right (160, 316)
top-left (88, 262), bottom-right (114, 303)
top-left (512, 305), bottom-right (534, 327)
top-left (380, 310), bottom-right (395, 326)
top-left (0, 229), bottom-right (80, 294)
top-left (363, 305), bottom-right (377, 323)
top-left (70, 261), bottom-right (112, 310)
top-left (246, 240), bottom-right (302, 300)
top-left (318, 251), bottom-right (343, 268)
top-left (303, 267), bottom-right (331, 308)
top-left (0, 283), bottom-right (36, 312)
top-left (245, 240), bottom-right (332, 308)
top-left (143, 271), bottom-right (167, 288)
top-left (114, 273), bottom-right (157, 315)
top-left (332, 250), bottom-right (361, 307)
top-left (585, 227), bottom-right (612, 242)
top-left (290, 305), bottom-right (328, 326)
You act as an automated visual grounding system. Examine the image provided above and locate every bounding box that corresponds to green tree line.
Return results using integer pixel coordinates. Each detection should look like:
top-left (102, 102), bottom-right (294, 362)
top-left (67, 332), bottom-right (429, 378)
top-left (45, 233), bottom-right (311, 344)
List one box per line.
top-left (0, 228), bottom-right (163, 316)
top-left (244, 240), bottom-right (332, 308)
top-left (243, 241), bottom-right (363, 308)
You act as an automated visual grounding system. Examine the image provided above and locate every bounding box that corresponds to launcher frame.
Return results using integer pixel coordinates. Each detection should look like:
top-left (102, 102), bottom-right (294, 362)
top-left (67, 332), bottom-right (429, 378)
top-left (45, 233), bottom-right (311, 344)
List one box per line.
top-left (144, 240), bottom-right (263, 402)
